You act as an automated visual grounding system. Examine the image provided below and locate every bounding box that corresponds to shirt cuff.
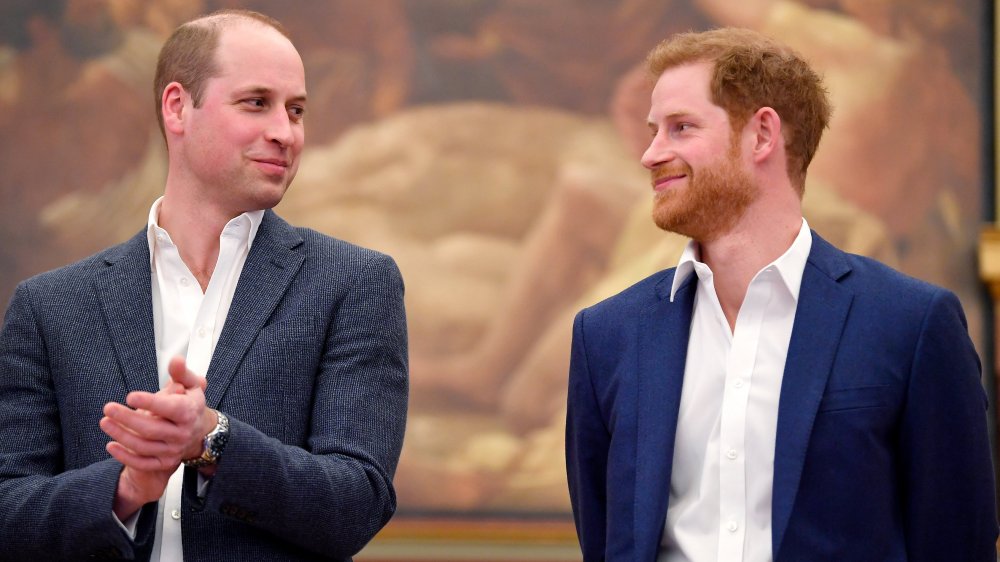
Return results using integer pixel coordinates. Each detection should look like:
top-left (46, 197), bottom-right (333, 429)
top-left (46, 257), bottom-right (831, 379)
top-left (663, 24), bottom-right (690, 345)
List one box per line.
top-left (197, 471), bottom-right (212, 497)
top-left (113, 507), bottom-right (140, 540)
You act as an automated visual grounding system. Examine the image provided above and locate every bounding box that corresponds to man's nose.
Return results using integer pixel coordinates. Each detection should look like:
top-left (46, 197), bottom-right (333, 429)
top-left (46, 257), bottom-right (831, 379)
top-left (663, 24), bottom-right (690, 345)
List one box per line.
top-left (640, 133), bottom-right (674, 170)
top-left (266, 111), bottom-right (296, 147)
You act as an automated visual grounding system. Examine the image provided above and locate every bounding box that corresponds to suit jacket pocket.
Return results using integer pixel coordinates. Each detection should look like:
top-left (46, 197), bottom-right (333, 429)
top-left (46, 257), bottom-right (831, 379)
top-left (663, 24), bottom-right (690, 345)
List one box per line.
top-left (258, 314), bottom-right (318, 342)
top-left (234, 314), bottom-right (320, 442)
top-left (818, 385), bottom-right (891, 413)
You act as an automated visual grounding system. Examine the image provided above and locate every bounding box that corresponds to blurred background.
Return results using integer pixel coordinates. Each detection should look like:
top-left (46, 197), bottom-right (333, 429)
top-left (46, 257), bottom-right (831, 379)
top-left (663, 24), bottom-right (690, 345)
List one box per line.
top-left (0, 0), bottom-right (991, 559)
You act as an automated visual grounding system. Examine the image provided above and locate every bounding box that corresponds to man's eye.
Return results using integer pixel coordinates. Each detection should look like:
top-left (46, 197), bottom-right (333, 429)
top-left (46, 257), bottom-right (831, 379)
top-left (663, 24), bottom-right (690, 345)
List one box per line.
top-left (289, 106), bottom-right (306, 120)
top-left (244, 98), bottom-right (266, 108)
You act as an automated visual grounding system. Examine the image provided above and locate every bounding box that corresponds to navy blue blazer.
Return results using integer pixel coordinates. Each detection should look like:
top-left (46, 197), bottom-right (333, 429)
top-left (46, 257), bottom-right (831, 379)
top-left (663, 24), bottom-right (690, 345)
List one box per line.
top-left (0, 211), bottom-right (408, 561)
top-left (566, 231), bottom-right (997, 561)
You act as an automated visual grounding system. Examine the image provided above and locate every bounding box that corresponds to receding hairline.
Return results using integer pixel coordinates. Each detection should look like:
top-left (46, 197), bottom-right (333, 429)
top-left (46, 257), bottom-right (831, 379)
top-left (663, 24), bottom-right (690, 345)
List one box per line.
top-left (152, 9), bottom-right (296, 138)
top-left (183, 10), bottom-right (291, 41)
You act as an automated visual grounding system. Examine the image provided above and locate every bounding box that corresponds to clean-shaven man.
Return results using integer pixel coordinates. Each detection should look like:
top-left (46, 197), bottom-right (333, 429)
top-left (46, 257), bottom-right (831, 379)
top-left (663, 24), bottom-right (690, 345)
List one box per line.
top-left (0, 10), bottom-right (407, 561)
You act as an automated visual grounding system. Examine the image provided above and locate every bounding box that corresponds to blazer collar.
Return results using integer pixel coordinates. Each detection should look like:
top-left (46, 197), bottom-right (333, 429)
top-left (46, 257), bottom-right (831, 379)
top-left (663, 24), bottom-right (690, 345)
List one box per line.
top-left (95, 210), bottom-right (306, 403)
top-left (204, 210), bottom-right (305, 407)
top-left (771, 231), bottom-right (853, 558)
top-left (631, 231), bottom-right (854, 559)
top-left (97, 230), bottom-right (160, 395)
top-left (634, 269), bottom-right (696, 558)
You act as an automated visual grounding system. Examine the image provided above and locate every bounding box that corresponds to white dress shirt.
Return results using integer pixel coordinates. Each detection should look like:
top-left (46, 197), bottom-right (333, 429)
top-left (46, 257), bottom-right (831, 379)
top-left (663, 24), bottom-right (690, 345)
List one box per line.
top-left (115, 197), bottom-right (263, 561)
top-left (659, 219), bottom-right (812, 562)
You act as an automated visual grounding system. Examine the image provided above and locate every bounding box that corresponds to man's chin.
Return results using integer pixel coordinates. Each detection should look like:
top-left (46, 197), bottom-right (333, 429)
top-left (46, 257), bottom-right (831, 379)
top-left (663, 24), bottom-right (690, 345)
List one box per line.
top-left (652, 210), bottom-right (689, 237)
top-left (652, 207), bottom-right (719, 241)
top-left (249, 183), bottom-right (290, 211)
top-left (652, 198), bottom-right (685, 233)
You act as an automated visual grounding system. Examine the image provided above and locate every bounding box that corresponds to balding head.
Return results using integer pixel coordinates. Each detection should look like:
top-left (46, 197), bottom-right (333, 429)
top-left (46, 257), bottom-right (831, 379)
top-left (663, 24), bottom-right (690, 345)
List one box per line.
top-left (152, 9), bottom-right (290, 136)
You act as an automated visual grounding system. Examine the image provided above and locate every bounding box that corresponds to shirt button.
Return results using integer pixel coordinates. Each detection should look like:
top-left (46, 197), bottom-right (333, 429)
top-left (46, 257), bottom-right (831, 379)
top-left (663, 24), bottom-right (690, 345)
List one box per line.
top-left (733, 379), bottom-right (744, 389)
top-left (726, 449), bottom-right (738, 460)
top-left (726, 520), bottom-right (739, 533)
top-left (171, 509), bottom-right (181, 520)
top-left (197, 326), bottom-right (207, 338)
top-left (179, 277), bottom-right (190, 287)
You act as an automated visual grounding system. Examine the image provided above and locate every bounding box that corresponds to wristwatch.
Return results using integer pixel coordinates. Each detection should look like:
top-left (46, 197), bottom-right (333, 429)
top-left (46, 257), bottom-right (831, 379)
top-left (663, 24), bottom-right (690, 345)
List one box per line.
top-left (183, 410), bottom-right (229, 468)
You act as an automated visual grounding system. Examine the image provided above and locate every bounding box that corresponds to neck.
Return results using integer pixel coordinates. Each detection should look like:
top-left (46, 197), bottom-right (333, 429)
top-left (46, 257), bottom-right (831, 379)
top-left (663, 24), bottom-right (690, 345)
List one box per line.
top-left (158, 183), bottom-right (242, 291)
top-left (698, 201), bottom-right (802, 331)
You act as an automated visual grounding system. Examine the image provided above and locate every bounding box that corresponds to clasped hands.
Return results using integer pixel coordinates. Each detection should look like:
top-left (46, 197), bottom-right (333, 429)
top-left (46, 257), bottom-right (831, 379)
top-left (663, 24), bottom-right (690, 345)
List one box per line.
top-left (100, 356), bottom-right (217, 520)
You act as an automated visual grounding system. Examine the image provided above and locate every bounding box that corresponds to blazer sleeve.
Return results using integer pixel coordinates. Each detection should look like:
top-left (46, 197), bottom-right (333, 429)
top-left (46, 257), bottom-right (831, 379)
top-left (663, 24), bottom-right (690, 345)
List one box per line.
top-left (566, 308), bottom-right (610, 560)
top-left (0, 283), bottom-right (157, 561)
top-left (195, 251), bottom-right (408, 559)
top-left (899, 288), bottom-right (998, 560)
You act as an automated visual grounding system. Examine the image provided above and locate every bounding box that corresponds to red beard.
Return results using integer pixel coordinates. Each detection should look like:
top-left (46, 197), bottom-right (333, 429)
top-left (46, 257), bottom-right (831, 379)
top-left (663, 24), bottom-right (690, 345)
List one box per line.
top-left (651, 146), bottom-right (758, 242)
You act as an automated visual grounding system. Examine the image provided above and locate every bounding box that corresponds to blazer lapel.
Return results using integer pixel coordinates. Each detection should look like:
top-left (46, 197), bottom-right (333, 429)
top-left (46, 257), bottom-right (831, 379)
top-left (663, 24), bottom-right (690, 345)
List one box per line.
top-left (634, 271), bottom-right (696, 556)
top-left (771, 233), bottom-right (853, 557)
top-left (204, 211), bottom-right (305, 408)
top-left (96, 231), bottom-right (160, 394)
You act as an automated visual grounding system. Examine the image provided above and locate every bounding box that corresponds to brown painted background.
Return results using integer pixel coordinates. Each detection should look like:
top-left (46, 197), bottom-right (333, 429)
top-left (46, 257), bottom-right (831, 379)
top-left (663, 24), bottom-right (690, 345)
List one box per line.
top-left (0, 0), bottom-right (988, 539)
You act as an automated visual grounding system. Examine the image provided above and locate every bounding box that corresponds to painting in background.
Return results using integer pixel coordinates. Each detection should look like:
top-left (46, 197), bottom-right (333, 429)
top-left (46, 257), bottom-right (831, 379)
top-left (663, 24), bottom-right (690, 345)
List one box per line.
top-left (0, 0), bottom-right (986, 524)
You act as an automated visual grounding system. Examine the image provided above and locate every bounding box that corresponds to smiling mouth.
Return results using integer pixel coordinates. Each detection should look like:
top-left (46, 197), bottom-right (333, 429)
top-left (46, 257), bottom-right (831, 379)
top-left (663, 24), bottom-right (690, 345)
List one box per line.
top-left (253, 158), bottom-right (288, 167)
top-left (252, 158), bottom-right (290, 175)
top-left (652, 173), bottom-right (686, 192)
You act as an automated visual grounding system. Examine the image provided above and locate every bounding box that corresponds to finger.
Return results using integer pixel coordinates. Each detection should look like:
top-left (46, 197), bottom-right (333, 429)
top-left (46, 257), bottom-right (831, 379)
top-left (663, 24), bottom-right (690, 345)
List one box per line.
top-left (104, 401), bottom-right (162, 427)
top-left (100, 417), bottom-right (184, 461)
top-left (106, 441), bottom-right (179, 472)
top-left (110, 392), bottom-right (158, 413)
top-left (105, 400), bottom-right (159, 423)
top-left (168, 356), bottom-right (207, 391)
top-left (126, 392), bottom-right (203, 428)
top-left (115, 394), bottom-right (209, 462)
top-left (163, 379), bottom-right (187, 395)
top-left (123, 391), bottom-right (159, 412)
top-left (104, 402), bottom-right (188, 443)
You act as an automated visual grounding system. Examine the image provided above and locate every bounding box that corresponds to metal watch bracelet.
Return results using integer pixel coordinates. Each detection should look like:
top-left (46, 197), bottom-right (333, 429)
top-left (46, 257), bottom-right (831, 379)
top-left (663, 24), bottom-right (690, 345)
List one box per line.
top-left (183, 410), bottom-right (229, 468)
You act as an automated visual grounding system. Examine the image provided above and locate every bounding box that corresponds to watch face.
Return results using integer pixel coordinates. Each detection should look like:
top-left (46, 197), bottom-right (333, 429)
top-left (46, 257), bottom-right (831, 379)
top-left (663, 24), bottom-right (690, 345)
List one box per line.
top-left (184, 412), bottom-right (229, 467)
top-left (207, 412), bottom-right (230, 459)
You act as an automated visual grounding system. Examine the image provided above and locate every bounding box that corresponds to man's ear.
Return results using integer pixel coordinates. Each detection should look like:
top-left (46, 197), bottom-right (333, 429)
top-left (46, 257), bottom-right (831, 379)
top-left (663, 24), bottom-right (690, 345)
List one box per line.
top-left (161, 82), bottom-right (188, 136)
top-left (750, 106), bottom-right (782, 164)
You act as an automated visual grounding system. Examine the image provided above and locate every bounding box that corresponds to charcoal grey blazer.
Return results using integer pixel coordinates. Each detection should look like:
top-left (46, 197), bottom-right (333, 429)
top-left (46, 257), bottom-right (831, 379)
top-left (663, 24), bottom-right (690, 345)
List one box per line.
top-left (0, 210), bottom-right (408, 561)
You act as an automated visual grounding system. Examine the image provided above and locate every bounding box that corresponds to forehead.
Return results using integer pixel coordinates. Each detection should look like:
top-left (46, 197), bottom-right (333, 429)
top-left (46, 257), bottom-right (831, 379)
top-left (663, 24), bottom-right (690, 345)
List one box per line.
top-left (648, 61), bottom-right (719, 119)
top-left (210, 22), bottom-right (306, 94)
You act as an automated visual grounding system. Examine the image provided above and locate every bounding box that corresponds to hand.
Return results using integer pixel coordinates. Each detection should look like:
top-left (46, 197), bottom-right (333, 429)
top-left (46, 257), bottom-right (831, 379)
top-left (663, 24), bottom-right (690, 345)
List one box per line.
top-left (112, 464), bottom-right (175, 521)
top-left (102, 357), bottom-right (215, 466)
top-left (101, 357), bottom-right (216, 518)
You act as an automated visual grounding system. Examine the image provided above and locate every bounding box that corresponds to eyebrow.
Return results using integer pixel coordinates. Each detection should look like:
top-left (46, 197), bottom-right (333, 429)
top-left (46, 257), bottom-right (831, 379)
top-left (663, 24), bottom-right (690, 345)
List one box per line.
top-left (648, 110), bottom-right (696, 127)
top-left (237, 86), bottom-right (308, 104)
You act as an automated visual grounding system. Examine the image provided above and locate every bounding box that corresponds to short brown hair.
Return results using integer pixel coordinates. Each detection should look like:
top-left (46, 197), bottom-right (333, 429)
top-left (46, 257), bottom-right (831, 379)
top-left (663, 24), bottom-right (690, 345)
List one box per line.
top-left (646, 28), bottom-right (831, 192)
top-left (153, 9), bottom-right (290, 136)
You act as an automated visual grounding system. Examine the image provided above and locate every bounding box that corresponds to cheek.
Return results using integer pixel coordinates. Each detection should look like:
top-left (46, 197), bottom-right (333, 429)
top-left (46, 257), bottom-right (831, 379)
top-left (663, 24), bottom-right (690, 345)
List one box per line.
top-left (228, 123), bottom-right (263, 146)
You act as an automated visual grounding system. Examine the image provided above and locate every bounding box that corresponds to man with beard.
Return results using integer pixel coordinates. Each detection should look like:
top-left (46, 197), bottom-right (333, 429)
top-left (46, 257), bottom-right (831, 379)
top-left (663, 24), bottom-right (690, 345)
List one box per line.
top-left (0, 9), bottom-right (406, 561)
top-left (565, 28), bottom-right (997, 561)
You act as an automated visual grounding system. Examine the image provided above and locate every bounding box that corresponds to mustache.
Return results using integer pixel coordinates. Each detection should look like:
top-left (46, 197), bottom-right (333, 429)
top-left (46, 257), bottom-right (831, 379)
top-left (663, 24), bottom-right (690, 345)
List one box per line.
top-left (651, 163), bottom-right (692, 182)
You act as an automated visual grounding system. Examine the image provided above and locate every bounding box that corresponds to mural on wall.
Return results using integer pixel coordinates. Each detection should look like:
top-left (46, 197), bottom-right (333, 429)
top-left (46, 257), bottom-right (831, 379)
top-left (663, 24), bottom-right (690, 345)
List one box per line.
top-left (0, 0), bottom-right (985, 517)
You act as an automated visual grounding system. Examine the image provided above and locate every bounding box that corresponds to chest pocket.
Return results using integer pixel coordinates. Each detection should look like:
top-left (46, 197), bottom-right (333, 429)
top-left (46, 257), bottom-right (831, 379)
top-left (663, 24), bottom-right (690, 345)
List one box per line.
top-left (223, 314), bottom-right (320, 442)
top-left (818, 385), bottom-right (891, 413)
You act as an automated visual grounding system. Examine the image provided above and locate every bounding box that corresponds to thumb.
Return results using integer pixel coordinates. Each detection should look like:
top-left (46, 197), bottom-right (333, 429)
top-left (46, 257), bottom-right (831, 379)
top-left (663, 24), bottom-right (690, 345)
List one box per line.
top-left (167, 356), bottom-right (207, 391)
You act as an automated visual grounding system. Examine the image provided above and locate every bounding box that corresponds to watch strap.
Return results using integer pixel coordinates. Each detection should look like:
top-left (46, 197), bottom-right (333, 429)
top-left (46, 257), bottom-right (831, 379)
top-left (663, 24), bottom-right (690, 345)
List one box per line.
top-left (183, 410), bottom-right (229, 468)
